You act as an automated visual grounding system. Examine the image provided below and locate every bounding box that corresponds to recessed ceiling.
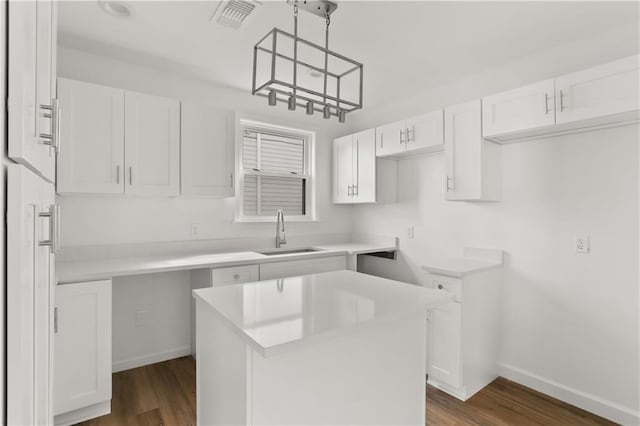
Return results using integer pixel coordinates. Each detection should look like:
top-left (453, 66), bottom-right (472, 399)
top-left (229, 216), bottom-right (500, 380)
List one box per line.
top-left (58, 1), bottom-right (640, 108)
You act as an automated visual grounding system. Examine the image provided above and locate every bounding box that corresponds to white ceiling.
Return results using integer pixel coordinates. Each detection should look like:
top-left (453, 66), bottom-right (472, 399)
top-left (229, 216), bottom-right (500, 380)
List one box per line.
top-left (58, 1), bottom-right (639, 108)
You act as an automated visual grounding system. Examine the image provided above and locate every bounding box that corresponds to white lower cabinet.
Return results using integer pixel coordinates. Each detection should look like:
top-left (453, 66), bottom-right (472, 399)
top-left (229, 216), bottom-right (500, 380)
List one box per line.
top-left (425, 270), bottom-right (501, 401)
top-left (259, 255), bottom-right (347, 280)
top-left (54, 280), bottom-right (112, 426)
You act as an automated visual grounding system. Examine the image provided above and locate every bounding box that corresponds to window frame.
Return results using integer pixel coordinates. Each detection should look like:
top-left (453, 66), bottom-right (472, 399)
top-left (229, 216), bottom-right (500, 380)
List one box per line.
top-left (235, 118), bottom-right (316, 222)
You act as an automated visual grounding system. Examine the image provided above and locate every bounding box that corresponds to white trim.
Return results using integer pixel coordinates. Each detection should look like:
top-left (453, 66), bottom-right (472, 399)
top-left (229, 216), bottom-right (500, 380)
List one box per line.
top-left (500, 363), bottom-right (640, 425)
top-left (54, 400), bottom-right (111, 426)
top-left (112, 345), bottom-right (192, 373)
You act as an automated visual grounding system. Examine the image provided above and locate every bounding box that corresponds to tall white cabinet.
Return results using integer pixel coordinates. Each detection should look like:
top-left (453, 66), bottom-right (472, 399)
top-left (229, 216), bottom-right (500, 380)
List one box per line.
top-left (8, 0), bottom-right (58, 182)
top-left (57, 78), bottom-right (125, 194)
top-left (181, 102), bottom-right (234, 197)
top-left (444, 100), bottom-right (501, 201)
top-left (54, 280), bottom-right (112, 426)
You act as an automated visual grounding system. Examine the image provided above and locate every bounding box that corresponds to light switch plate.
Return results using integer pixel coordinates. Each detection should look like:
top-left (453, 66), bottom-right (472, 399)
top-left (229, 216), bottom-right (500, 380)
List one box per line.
top-left (575, 236), bottom-right (590, 254)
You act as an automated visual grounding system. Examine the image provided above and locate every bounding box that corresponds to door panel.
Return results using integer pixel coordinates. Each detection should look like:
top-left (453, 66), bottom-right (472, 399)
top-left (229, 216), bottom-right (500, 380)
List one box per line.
top-left (354, 128), bottom-right (376, 203)
top-left (556, 55), bottom-right (640, 124)
top-left (445, 100), bottom-right (482, 201)
top-left (482, 79), bottom-right (556, 137)
top-left (406, 110), bottom-right (444, 152)
top-left (375, 120), bottom-right (405, 157)
top-left (181, 102), bottom-right (234, 197)
top-left (333, 135), bottom-right (353, 203)
top-left (125, 91), bottom-right (180, 196)
top-left (57, 78), bottom-right (125, 194)
top-left (428, 302), bottom-right (462, 389)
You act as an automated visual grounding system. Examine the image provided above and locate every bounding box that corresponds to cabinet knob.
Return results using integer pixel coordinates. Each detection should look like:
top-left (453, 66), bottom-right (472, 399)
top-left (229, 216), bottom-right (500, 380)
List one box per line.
top-left (437, 284), bottom-right (443, 290)
top-left (233, 274), bottom-right (240, 280)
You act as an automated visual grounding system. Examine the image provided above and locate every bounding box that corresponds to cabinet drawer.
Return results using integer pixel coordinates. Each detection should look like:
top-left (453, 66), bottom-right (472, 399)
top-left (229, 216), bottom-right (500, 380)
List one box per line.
top-left (430, 276), bottom-right (462, 303)
top-left (259, 256), bottom-right (346, 281)
top-left (211, 264), bottom-right (259, 286)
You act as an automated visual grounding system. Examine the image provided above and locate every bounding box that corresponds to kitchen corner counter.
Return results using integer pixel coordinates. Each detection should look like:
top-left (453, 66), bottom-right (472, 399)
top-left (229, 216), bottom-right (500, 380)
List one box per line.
top-left (56, 241), bottom-right (397, 284)
top-left (421, 247), bottom-right (504, 278)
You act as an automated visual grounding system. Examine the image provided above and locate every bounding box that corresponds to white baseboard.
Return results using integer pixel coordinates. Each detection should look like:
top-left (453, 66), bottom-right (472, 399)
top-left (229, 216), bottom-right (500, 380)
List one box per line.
top-left (500, 363), bottom-right (640, 425)
top-left (54, 400), bottom-right (110, 426)
top-left (112, 345), bottom-right (192, 373)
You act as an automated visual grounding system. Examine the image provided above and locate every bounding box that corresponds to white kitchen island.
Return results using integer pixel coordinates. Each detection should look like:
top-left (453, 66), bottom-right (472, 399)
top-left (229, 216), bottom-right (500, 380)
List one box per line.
top-left (193, 270), bottom-right (453, 426)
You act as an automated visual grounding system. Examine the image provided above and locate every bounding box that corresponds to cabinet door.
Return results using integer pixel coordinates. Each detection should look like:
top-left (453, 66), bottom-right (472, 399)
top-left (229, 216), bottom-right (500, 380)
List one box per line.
top-left (181, 102), bottom-right (234, 197)
top-left (444, 100), bottom-right (482, 200)
top-left (7, 165), bottom-right (56, 426)
top-left (333, 135), bottom-right (354, 203)
top-left (405, 110), bottom-right (444, 152)
top-left (124, 92), bottom-right (180, 196)
top-left (8, 0), bottom-right (57, 182)
top-left (54, 280), bottom-right (112, 416)
top-left (427, 302), bottom-right (461, 389)
top-left (57, 79), bottom-right (125, 194)
top-left (375, 120), bottom-right (405, 157)
top-left (482, 79), bottom-right (556, 138)
top-left (556, 55), bottom-right (640, 124)
top-left (259, 256), bottom-right (347, 280)
top-left (353, 128), bottom-right (376, 203)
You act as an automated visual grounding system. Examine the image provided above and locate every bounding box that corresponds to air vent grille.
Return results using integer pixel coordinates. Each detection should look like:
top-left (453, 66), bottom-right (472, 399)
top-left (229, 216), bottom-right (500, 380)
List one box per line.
top-left (211, 0), bottom-right (260, 29)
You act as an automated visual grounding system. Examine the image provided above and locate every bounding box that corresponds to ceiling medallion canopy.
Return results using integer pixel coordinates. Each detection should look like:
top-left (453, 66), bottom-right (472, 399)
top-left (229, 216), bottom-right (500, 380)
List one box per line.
top-left (251, 0), bottom-right (363, 123)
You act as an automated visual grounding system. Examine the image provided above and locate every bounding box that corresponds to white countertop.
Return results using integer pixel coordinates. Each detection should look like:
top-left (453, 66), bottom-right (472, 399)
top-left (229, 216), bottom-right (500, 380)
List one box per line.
top-left (193, 270), bottom-right (453, 357)
top-left (421, 258), bottom-right (502, 278)
top-left (56, 242), bottom-right (397, 284)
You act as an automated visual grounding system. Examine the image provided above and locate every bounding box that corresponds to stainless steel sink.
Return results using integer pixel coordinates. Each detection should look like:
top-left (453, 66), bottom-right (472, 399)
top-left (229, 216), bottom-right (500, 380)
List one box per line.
top-left (256, 247), bottom-right (324, 256)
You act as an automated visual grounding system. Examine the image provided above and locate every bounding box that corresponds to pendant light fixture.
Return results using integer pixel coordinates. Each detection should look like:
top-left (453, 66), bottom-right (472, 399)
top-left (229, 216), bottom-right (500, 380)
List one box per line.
top-left (251, 0), bottom-right (363, 123)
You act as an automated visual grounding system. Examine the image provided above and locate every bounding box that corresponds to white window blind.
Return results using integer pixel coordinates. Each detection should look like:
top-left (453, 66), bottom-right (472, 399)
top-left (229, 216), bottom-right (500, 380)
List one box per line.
top-left (240, 127), bottom-right (310, 217)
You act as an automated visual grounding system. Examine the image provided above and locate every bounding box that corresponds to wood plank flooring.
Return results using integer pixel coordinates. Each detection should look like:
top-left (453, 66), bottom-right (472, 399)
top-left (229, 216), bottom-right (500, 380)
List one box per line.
top-left (76, 356), bottom-right (615, 426)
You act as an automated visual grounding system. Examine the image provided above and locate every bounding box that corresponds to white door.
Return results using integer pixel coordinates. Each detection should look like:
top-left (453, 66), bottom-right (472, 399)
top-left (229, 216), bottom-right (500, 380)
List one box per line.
top-left (444, 100), bottom-right (483, 201)
top-left (405, 110), bottom-right (444, 152)
top-left (8, 0), bottom-right (57, 182)
top-left (353, 128), bottom-right (376, 203)
top-left (333, 135), bottom-right (353, 203)
top-left (427, 302), bottom-right (462, 389)
top-left (556, 55), bottom-right (640, 124)
top-left (57, 78), bottom-right (125, 194)
top-left (125, 91), bottom-right (180, 196)
top-left (181, 102), bottom-right (234, 197)
top-left (375, 119), bottom-right (405, 157)
top-left (7, 165), bottom-right (58, 426)
top-left (54, 280), bottom-right (112, 416)
top-left (482, 79), bottom-right (556, 137)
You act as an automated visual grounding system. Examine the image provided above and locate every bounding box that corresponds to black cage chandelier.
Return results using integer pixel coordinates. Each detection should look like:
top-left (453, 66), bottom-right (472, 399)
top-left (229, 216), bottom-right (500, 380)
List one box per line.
top-left (251, 0), bottom-right (363, 123)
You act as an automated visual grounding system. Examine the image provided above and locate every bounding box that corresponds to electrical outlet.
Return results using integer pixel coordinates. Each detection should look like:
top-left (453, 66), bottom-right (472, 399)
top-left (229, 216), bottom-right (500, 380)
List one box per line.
top-left (407, 226), bottom-right (415, 239)
top-left (190, 223), bottom-right (200, 238)
top-left (575, 236), bottom-right (590, 254)
top-left (135, 310), bottom-right (150, 327)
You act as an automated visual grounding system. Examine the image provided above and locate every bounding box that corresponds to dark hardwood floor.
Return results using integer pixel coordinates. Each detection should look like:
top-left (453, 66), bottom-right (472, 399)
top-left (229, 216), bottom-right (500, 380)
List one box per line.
top-left (77, 356), bottom-right (615, 426)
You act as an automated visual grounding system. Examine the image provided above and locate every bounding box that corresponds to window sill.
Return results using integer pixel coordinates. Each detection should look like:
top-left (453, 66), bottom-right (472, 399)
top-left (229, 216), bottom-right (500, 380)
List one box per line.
top-left (234, 216), bottom-right (320, 223)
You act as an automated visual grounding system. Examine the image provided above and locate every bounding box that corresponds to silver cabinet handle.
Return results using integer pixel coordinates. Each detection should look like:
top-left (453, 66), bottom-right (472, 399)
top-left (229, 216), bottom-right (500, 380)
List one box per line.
top-left (559, 90), bottom-right (565, 112)
top-left (446, 176), bottom-right (454, 192)
top-left (38, 204), bottom-right (60, 254)
top-left (116, 165), bottom-right (120, 184)
top-left (407, 125), bottom-right (415, 142)
top-left (437, 284), bottom-right (444, 290)
top-left (54, 307), bottom-right (58, 333)
top-left (380, 134), bottom-right (384, 149)
top-left (39, 98), bottom-right (59, 153)
top-left (353, 185), bottom-right (358, 196)
top-left (129, 167), bottom-right (133, 185)
top-left (233, 273), bottom-right (240, 280)
top-left (544, 93), bottom-right (550, 115)
top-left (347, 184), bottom-right (353, 196)
top-left (230, 172), bottom-right (234, 189)
top-left (400, 129), bottom-right (405, 143)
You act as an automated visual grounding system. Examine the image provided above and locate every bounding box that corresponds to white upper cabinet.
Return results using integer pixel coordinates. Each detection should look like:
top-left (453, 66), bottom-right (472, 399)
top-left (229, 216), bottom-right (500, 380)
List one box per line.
top-left (376, 110), bottom-right (444, 158)
top-left (8, 0), bottom-right (58, 182)
top-left (555, 55), bottom-right (640, 125)
top-left (445, 100), bottom-right (500, 201)
top-left (334, 128), bottom-right (396, 204)
top-left (482, 79), bottom-right (556, 138)
top-left (57, 78), bottom-right (125, 194)
top-left (482, 55), bottom-right (639, 142)
top-left (376, 120), bottom-right (405, 157)
top-left (124, 92), bottom-right (180, 196)
top-left (181, 102), bottom-right (234, 197)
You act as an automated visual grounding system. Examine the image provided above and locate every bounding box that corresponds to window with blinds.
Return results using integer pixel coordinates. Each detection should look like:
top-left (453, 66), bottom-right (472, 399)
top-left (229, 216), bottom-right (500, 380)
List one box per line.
top-left (239, 124), bottom-right (312, 219)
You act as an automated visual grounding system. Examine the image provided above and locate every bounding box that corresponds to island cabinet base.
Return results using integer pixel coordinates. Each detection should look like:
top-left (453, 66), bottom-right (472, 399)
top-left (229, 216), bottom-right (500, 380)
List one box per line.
top-left (196, 300), bottom-right (427, 426)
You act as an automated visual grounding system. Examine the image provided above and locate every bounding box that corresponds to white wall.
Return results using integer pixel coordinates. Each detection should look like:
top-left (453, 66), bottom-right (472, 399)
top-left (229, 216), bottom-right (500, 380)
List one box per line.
top-left (345, 24), bottom-right (640, 425)
top-left (56, 45), bottom-right (351, 250)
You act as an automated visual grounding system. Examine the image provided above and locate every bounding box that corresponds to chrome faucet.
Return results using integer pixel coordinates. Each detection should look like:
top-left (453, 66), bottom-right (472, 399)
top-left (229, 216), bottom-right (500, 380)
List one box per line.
top-left (275, 209), bottom-right (286, 248)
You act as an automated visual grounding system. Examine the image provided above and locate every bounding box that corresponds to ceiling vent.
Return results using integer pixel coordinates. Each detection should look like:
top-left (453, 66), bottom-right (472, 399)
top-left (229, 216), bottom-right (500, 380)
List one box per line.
top-left (210, 0), bottom-right (261, 29)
